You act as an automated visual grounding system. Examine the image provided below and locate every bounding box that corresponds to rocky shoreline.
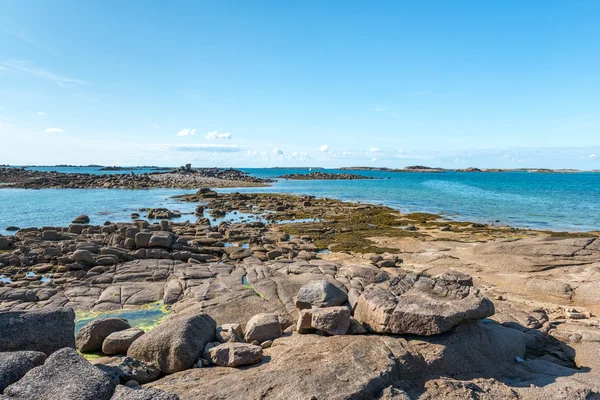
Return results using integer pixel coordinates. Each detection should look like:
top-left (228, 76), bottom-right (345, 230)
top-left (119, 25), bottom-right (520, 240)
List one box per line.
top-left (1, 191), bottom-right (600, 398)
top-left (0, 166), bottom-right (273, 189)
top-left (277, 171), bottom-right (374, 180)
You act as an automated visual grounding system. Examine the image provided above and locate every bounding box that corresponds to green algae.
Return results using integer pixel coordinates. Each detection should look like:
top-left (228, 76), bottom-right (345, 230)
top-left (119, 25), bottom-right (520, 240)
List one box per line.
top-left (242, 275), bottom-right (265, 299)
top-left (74, 302), bottom-right (170, 334)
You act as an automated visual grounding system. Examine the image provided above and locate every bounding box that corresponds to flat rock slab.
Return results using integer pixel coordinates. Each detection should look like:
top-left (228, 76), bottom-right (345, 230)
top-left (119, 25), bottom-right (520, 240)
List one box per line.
top-left (148, 334), bottom-right (410, 400)
top-left (3, 348), bottom-right (114, 400)
top-left (354, 271), bottom-right (494, 335)
top-left (0, 308), bottom-right (75, 355)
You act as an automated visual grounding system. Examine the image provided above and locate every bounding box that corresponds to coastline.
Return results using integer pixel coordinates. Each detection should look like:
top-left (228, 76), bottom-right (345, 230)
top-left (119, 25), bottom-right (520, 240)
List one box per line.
top-left (2, 187), bottom-right (600, 398)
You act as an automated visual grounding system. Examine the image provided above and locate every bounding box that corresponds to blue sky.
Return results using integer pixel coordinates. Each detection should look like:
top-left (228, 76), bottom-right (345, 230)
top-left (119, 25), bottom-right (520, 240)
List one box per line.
top-left (1, 0), bottom-right (599, 168)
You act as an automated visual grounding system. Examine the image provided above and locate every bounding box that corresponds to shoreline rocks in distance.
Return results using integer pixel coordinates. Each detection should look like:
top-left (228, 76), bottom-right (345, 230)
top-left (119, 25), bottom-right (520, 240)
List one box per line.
top-left (0, 166), bottom-right (273, 189)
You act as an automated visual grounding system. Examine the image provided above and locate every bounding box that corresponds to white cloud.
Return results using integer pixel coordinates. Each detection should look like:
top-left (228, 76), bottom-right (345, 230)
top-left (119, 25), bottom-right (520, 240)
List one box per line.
top-left (205, 131), bottom-right (232, 140)
top-left (373, 106), bottom-right (385, 112)
top-left (45, 127), bottom-right (65, 133)
top-left (371, 158), bottom-right (377, 162)
top-left (172, 144), bottom-right (241, 153)
top-left (272, 148), bottom-right (284, 155)
top-left (149, 124), bottom-right (160, 129)
top-left (3, 60), bottom-right (87, 86)
top-left (369, 147), bottom-right (381, 153)
top-left (319, 144), bottom-right (330, 152)
top-left (177, 128), bottom-right (196, 137)
top-left (37, 111), bottom-right (46, 116)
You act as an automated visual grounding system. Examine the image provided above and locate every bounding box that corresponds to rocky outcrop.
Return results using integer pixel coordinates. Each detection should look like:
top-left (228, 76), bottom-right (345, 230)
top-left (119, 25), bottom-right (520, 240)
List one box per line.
top-left (0, 167), bottom-right (272, 189)
top-left (0, 308), bottom-right (76, 355)
top-left (127, 311), bottom-right (216, 374)
top-left (3, 348), bottom-right (114, 400)
top-left (278, 172), bottom-right (373, 180)
top-left (354, 271), bottom-right (494, 335)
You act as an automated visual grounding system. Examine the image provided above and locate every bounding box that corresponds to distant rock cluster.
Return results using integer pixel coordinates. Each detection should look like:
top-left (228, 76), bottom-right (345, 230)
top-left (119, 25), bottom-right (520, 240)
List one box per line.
top-left (0, 167), bottom-right (272, 189)
top-left (278, 172), bottom-right (373, 180)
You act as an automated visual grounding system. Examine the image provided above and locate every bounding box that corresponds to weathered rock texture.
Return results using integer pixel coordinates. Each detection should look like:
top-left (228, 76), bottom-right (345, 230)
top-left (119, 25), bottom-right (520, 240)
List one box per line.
top-left (354, 271), bottom-right (494, 335)
top-left (127, 311), bottom-right (216, 374)
top-left (0, 308), bottom-right (76, 355)
top-left (3, 348), bottom-right (114, 400)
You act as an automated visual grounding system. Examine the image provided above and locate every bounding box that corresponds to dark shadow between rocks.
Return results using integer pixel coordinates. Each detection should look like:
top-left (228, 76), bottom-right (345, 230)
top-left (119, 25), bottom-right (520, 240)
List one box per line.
top-left (395, 319), bottom-right (588, 398)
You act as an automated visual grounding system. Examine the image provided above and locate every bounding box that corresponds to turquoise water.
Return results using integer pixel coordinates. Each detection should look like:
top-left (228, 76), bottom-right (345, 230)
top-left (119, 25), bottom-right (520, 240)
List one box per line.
top-left (1, 167), bottom-right (599, 233)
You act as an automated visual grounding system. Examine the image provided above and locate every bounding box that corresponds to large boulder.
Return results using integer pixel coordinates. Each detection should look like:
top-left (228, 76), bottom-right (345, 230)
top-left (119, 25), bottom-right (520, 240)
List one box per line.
top-left (297, 306), bottom-right (351, 335)
top-left (3, 348), bottom-right (114, 400)
top-left (76, 318), bottom-right (132, 353)
top-left (73, 249), bottom-right (94, 264)
top-left (0, 351), bottom-right (46, 392)
top-left (148, 232), bottom-right (172, 249)
top-left (295, 280), bottom-right (348, 310)
top-left (127, 312), bottom-right (216, 374)
top-left (0, 308), bottom-right (76, 355)
top-left (354, 271), bottom-right (494, 335)
top-left (102, 328), bottom-right (145, 355)
top-left (244, 313), bottom-right (282, 343)
top-left (208, 343), bottom-right (264, 367)
top-left (111, 385), bottom-right (180, 400)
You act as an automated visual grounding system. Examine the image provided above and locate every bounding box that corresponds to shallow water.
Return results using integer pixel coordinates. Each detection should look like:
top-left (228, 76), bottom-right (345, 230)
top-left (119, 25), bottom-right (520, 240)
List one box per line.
top-left (74, 302), bottom-right (169, 334)
top-left (1, 167), bottom-right (600, 232)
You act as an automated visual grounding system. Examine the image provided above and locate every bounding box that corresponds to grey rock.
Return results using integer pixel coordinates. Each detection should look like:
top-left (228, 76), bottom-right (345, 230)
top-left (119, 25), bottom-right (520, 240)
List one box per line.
top-left (148, 232), bottom-right (172, 249)
top-left (111, 385), bottom-right (180, 400)
top-left (76, 318), bottom-right (131, 353)
top-left (295, 280), bottom-right (348, 310)
top-left (0, 351), bottom-right (46, 392)
top-left (127, 310), bottom-right (216, 374)
top-left (0, 308), bottom-right (75, 355)
top-left (354, 272), bottom-right (494, 335)
top-left (3, 348), bottom-right (114, 400)
top-left (73, 249), bottom-right (94, 264)
top-left (135, 232), bottom-right (153, 249)
top-left (73, 214), bottom-right (91, 223)
top-left (208, 343), bottom-right (263, 367)
top-left (244, 313), bottom-right (282, 343)
top-left (297, 306), bottom-right (351, 335)
top-left (93, 356), bottom-right (160, 385)
top-left (102, 328), bottom-right (145, 355)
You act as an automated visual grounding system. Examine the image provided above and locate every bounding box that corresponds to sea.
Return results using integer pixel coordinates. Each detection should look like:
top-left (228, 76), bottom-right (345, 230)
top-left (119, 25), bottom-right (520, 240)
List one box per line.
top-left (1, 166), bottom-right (599, 235)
